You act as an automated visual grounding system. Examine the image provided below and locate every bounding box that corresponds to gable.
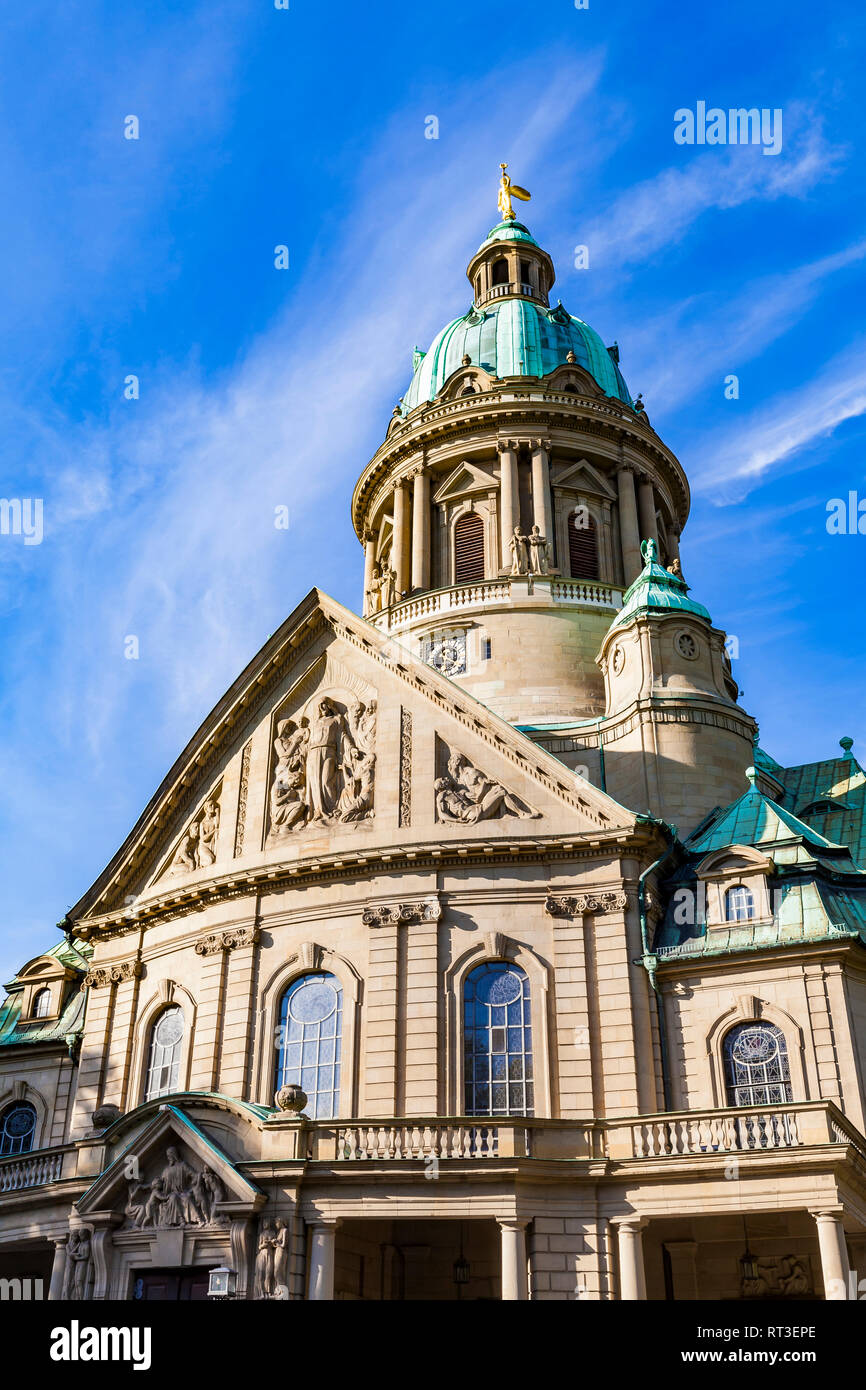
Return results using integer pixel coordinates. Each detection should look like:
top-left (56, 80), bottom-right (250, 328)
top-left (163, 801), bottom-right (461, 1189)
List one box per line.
top-left (433, 459), bottom-right (499, 504)
top-left (69, 589), bottom-right (642, 930)
top-left (551, 457), bottom-right (617, 501)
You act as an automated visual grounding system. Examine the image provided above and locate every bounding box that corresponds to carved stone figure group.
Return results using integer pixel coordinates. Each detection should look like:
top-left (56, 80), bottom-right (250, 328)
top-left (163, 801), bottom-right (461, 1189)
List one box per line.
top-left (435, 750), bottom-right (539, 824)
top-left (509, 524), bottom-right (550, 575)
top-left (254, 1217), bottom-right (291, 1298)
top-left (269, 696), bottom-right (377, 837)
top-left (63, 1226), bottom-right (93, 1300)
top-left (168, 797), bottom-right (220, 876)
top-left (123, 1146), bottom-right (225, 1229)
top-left (366, 559), bottom-right (398, 613)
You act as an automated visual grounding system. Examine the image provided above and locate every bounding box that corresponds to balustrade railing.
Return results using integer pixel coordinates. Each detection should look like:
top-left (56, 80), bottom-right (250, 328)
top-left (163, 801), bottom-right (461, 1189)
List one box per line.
top-left (337, 1123), bottom-right (504, 1160)
top-left (0, 1148), bottom-right (66, 1192)
top-left (373, 576), bottom-right (621, 631)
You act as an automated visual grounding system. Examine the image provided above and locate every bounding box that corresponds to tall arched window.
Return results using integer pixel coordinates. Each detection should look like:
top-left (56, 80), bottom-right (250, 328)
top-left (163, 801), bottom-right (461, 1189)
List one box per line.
top-left (569, 511), bottom-right (599, 580)
top-left (0, 1102), bottom-right (36, 1156)
top-left (275, 973), bottom-right (343, 1119)
top-left (725, 884), bottom-right (755, 922)
top-left (724, 1023), bottom-right (792, 1107)
top-left (143, 1005), bottom-right (184, 1101)
top-left (491, 257), bottom-right (509, 286)
top-left (454, 511), bottom-right (485, 583)
top-left (32, 987), bottom-right (51, 1019)
top-left (464, 962), bottom-right (533, 1117)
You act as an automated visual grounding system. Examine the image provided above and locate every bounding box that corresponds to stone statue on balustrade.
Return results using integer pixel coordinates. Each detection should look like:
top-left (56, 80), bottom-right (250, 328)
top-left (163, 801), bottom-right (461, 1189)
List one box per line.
top-left (509, 526), bottom-right (528, 575)
top-left (527, 524), bottom-right (550, 574)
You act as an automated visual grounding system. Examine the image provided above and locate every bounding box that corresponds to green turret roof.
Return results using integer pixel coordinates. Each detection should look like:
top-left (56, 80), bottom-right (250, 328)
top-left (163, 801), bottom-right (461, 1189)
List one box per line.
top-left (608, 539), bottom-right (712, 632)
top-left (685, 769), bottom-right (843, 855)
top-left (479, 219), bottom-right (540, 247)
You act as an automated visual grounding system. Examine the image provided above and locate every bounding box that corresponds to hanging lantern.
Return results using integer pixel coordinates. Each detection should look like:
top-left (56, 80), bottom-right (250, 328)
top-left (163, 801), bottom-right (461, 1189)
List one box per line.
top-left (452, 1256), bottom-right (471, 1286)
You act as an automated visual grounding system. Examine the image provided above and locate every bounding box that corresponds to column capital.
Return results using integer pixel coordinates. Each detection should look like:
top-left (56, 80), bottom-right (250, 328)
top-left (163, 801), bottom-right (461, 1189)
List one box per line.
top-left (617, 461), bottom-right (639, 478)
top-left (611, 1215), bottom-right (648, 1231)
top-left (496, 1217), bottom-right (530, 1231)
top-left (496, 438), bottom-right (522, 454)
top-left (530, 437), bottom-right (551, 453)
top-left (810, 1208), bottom-right (845, 1222)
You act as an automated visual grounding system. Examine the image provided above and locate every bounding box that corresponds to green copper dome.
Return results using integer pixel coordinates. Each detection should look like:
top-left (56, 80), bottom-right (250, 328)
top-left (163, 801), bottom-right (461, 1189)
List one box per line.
top-left (402, 297), bottom-right (632, 413)
top-left (479, 219), bottom-right (540, 246)
top-left (609, 540), bottom-right (712, 632)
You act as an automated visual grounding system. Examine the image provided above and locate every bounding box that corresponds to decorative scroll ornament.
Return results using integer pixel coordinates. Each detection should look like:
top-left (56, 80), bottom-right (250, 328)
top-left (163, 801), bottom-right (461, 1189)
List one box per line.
top-left (268, 697), bottom-right (377, 839)
top-left (195, 925), bottom-right (260, 957)
top-left (545, 892), bottom-right (628, 917)
top-left (435, 746), bottom-right (540, 825)
top-left (123, 1146), bottom-right (226, 1230)
top-left (363, 900), bottom-right (442, 928)
top-left (168, 794), bottom-right (221, 876)
top-left (83, 960), bottom-right (142, 989)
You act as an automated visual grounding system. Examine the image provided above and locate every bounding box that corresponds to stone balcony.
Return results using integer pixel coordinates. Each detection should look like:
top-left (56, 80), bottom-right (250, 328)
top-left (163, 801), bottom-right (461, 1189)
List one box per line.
top-left (370, 575), bottom-right (623, 637)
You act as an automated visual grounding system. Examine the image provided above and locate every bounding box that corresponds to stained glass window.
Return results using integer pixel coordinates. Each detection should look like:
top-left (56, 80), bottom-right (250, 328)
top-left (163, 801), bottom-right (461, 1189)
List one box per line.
top-left (0, 1102), bottom-right (36, 1156)
top-left (463, 962), bottom-right (533, 1117)
top-left (275, 973), bottom-right (342, 1120)
top-left (723, 1023), bottom-right (792, 1107)
top-left (143, 1005), bottom-right (184, 1101)
top-left (725, 884), bottom-right (755, 922)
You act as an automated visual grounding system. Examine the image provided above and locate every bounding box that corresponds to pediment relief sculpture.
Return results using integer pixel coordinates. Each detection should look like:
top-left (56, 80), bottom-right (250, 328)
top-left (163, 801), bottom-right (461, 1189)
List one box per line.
top-left (434, 742), bottom-right (540, 824)
top-left (167, 793), bottom-right (221, 877)
top-left (123, 1145), bottom-right (226, 1230)
top-left (268, 693), bottom-right (377, 839)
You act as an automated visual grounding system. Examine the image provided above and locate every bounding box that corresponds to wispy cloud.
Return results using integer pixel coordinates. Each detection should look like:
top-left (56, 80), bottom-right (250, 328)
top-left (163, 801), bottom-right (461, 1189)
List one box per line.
top-left (582, 108), bottom-right (845, 268)
top-left (695, 341), bottom-right (866, 498)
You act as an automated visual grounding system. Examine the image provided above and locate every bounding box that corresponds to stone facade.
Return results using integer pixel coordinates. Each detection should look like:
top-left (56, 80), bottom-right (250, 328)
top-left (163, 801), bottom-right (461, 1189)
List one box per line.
top-left (2, 191), bottom-right (866, 1303)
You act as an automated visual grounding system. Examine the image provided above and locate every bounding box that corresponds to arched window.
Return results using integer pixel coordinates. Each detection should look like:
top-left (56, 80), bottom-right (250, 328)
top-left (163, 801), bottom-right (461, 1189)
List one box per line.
top-left (569, 511), bottom-right (599, 580)
top-left (491, 257), bottom-right (508, 286)
top-left (32, 987), bottom-right (51, 1019)
top-left (0, 1102), bottom-right (36, 1156)
top-left (723, 1023), bottom-right (792, 1107)
top-left (275, 973), bottom-right (343, 1119)
top-left (463, 962), bottom-right (533, 1117)
top-left (143, 1005), bottom-right (184, 1101)
top-left (454, 511), bottom-right (485, 583)
top-left (725, 884), bottom-right (755, 922)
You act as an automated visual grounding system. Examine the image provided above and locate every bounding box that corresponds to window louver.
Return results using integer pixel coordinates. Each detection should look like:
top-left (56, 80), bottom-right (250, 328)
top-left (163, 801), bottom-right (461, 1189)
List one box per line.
top-left (569, 514), bottom-right (599, 580)
top-left (454, 512), bottom-right (485, 582)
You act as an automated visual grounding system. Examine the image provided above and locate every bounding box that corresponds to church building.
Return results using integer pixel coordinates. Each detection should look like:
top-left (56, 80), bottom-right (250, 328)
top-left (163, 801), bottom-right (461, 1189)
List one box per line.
top-left (2, 170), bottom-right (865, 1302)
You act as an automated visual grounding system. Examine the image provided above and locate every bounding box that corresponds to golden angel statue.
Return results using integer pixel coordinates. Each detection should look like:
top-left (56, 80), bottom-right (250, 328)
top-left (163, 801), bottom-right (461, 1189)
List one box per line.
top-left (497, 163), bottom-right (531, 221)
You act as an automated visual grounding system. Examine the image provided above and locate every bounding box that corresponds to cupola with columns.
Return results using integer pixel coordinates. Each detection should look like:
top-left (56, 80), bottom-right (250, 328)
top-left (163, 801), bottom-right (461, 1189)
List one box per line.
top-left (351, 168), bottom-right (690, 727)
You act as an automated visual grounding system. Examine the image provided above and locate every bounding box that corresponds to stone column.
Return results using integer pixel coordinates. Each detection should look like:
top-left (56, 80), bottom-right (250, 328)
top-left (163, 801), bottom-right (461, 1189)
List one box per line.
top-left (392, 480), bottom-right (410, 600)
top-left (499, 1219), bottom-right (529, 1300)
top-left (615, 1218), bottom-right (647, 1300)
top-left (308, 1221), bottom-right (338, 1301)
top-left (498, 441), bottom-right (519, 569)
top-left (410, 468), bottom-right (431, 592)
top-left (363, 532), bottom-right (377, 615)
top-left (668, 529), bottom-right (681, 564)
top-left (530, 439), bottom-right (552, 548)
top-left (616, 466), bottom-right (642, 584)
top-left (812, 1210), bottom-right (850, 1300)
top-left (48, 1236), bottom-right (68, 1301)
top-left (637, 474), bottom-right (658, 550)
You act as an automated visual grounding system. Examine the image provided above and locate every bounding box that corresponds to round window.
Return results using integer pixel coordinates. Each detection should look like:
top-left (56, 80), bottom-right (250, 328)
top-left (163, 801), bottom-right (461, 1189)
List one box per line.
top-left (612, 646), bottom-right (625, 675)
top-left (288, 979), bottom-right (338, 1024)
top-left (675, 631), bottom-right (699, 660)
top-left (154, 1008), bottom-right (183, 1047)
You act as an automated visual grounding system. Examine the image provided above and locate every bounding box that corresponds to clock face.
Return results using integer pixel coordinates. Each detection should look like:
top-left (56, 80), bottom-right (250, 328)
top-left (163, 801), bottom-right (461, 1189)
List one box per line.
top-left (425, 632), bottom-right (467, 677)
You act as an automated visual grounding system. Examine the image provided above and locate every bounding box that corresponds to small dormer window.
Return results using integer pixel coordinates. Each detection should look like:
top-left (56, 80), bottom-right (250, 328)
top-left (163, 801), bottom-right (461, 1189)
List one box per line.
top-left (32, 987), bottom-right (51, 1019)
top-left (725, 885), bottom-right (755, 922)
top-left (491, 257), bottom-right (508, 286)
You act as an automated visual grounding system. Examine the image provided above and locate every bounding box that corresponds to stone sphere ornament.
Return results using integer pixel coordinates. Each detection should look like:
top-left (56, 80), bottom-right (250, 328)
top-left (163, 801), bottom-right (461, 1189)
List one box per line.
top-left (275, 1084), bottom-right (308, 1114)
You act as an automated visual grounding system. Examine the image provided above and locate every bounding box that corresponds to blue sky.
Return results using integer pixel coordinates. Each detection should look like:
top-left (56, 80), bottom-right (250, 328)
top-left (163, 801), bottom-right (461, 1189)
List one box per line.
top-left (1, 0), bottom-right (864, 980)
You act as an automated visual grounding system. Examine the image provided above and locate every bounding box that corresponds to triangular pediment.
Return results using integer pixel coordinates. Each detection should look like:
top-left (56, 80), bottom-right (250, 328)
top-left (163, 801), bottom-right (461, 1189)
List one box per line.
top-left (551, 457), bottom-right (617, 501)
top-left (69, 589), bottom-right (643, 928)
top-left (76, 1104), bottom-right (262, 1221)
top-left (433, 460), bottom-right (498, 504)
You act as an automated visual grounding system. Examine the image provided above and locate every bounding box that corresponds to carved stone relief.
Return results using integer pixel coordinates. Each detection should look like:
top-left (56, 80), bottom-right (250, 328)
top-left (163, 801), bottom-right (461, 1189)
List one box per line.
top-left (233, 741), bottom-right (252, 857)
top-left (168, 793), bottom-right (221, 876)
top-left (741, 1255), bottom-right (811, 1298)
top-left (268, 693), bottom-right (377, 838)
top-left (545, 892), bottom-right (628, 917)
top-left (363, 900), bottom-right (442, 928)
top-left (82, 960), bottom-right (142, 989)
top-left (434, 742), bottom-right (540, 824)
top-left (123, 1145), bottom-right (226, 1230)
top-left (194, 925), bottom-right (260, 957)
top-left (399, 707), bottom-right (412, 827)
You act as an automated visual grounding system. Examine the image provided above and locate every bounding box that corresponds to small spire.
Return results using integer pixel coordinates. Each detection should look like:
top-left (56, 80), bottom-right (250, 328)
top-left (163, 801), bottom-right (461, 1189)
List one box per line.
top-left (497, 163), bottom-right (531, 222)
top-left (745, 766), bottom-right (758, 787)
